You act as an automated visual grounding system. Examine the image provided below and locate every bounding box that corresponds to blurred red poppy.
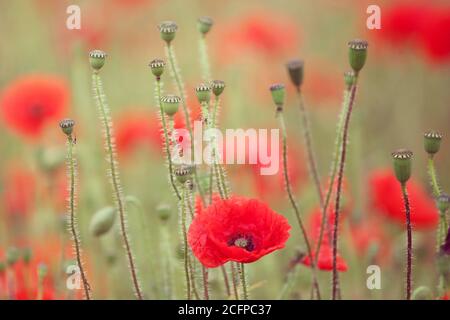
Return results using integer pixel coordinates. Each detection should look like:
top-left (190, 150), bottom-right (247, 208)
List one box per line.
top-left (419, 8), bottom-right (450, 63)
top-left (2, 166), bottom-right (36, 218)
top-left (369, 169), bottom-right (438, 230)
top-left (301, 235), bottom-right (348, 272)
top-left (188, 195), bottom-right (291, 267)
top-left (0, 75), bottom-right (69, 139)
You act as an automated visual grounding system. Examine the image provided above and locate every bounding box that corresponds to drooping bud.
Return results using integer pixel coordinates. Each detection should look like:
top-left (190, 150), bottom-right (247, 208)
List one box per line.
top-left (149, 59), bottom-right (165, 78)
top-left (344, 71), bottom-right (356, 90)
top-left (424, 130), bottom-right (442, 156)
top-left (286, 59), bottom-right (304, 88)
top-left (198, 16), bottom-right (213, 35)
top-left (437, 193), bottom-right (450, 213)
top-left (6, 247), bottom-right (19, 266)
top-left (89, 50), bottom-right (107, 71)
top-left (412, 286), bottom-right (433, 300)
top-left (391, 149), bottom-right (413, 184)
top-left (59, 118), bottom-right (75, 136)
top-left (161, 95), bottom-right (181, 117)
top-left (158, 21), bottom-right (178, 44)
top-left (156, 203), bottom-right (172, 221)
top-left (211, 80), bottom-right (225, 97)
top-left (195, 83), bottom-right (211, 103)
top-left (348, 39), bottom-right (368, 73)
top-left (89, 206), bottom-right (117, 237)
top-left (174, 164), bottom-right (195, 184)
top-left (22, 247), bottom-right (32, 264)
top-left (269, 84), bottom-right (285, 111)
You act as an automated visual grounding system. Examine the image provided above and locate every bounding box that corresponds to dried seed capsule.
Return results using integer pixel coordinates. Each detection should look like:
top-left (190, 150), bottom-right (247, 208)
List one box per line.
top-left (149, 59), bottom-right (165, 78)
top-left (424, 130), bottom-right (442, 155)
top-left (269, 83), bottom-right (285, 110)
top-left (89, 50), bottom-right (107, 71)
top-left (174, 164), bottom-right (195, 184)
top-left (286, 59), bottom-right (304, 88)
top-left (89, 206), bottom-right (117, 237)
top-left (195, 83), bottom-right (212, 103)
top-left (211, 80), bottom-right (225, 97)
top-left (59, 118), bottom-right (75, 136)
top-left (161, 95), bottom-right (181, 117)
top-left (198, 16), bottom-right (213, 35)
top-left (391, 149), bottom-right (413, 184)
top-left (348, 39), bottom-right (368, 73)
top-left (158, 21), bottom-right (178, 44)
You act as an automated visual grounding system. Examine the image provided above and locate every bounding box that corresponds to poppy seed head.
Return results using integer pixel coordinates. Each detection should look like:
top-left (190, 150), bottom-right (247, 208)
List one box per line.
top-left (89, 50), bottom-right (107, 71)
top-left (198, 16), bottom-right (214, 35)
top-left (59, 118), bottom-right (75, 136)
top-left (149, 59), bottom-right (165, 78)
top-left (158, 21), bottom-right (178, 43)
top-left (286, 59), bottom-right (304, 88)
top-left (211, 80), bottom-right (225, 96)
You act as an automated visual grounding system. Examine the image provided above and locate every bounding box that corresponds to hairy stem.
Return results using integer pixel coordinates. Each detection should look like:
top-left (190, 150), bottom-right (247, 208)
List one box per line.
top-left (428, 156), bottom-right (441, 198)
top-left (198, 35), bottom-right (212, 82)
top-left (180, 186), bottom-right (192, 300)
top-left (277, 110), bottom-right (321, 300)
top-left (239, 263), bottom-right (249, 300)
top-left (230, 262), bottom-right (240, 300)
top-left (221, 265), bottom-right (231, 298)
top-left (401, 184), bottom-right (413, 300)
top-left (67, 139), bottom-right (92, 300)
top-left (92, 72), bottom-right (143, 299)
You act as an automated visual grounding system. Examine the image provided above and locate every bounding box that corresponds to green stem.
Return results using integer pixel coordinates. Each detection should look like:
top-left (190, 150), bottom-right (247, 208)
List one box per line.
top-left (277, 110), bottom-right (321, 300)
top-left (160, 224), bottom-right (174, 299)
top-left (180, 186), bottom-right (192, 300)
top-left (278, 264), bottom-right (300, 299)
top-left (230, 262), bottom-right (240, 300)
top-left (239, 263), bottom-right (249, 300)
top-left (401, 184), bottom-right (413, 300)
top-left (156, 79), bottom-right (181, 200)
top-left (198, 35), bottom-right (212, 82)
top-left (67, 139), bottom-right (92, 300)
top-left (428, 156), bottom-right (441, 198)
top-left (92, 72), bottom-right (143, 300)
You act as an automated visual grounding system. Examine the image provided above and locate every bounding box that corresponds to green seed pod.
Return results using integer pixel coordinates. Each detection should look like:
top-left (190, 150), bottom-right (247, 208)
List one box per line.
top-left (198, 16), bottom-right (213, 35)
top-left (269, 83), bottom-right (285, 110)
top-left (6, 247), bottom-right (19, 266)
top-left (89, 50), bottom-right (107, 71)
top-left (286, 59), bottom-right (304, 88)
top-left (412, 286), bottom-right (433, 300)
top-left (211, 80), bottom-right (225, 97)
top-left (391, 149), bottom-right (413, 184)
top-left (156, 203), bottom-right (172, 221)
top-left (161, 95), bottom-right (181, 117)
top-left (424, 130), bottom-right (442, 155)
top-left (344, 71), bottom-right (356, 90)
top-left (59, 118), bottom-right (75, 136)
top-left (174, 164), bottom-right (195, 184)
top-left (37, 263), bottom-right (48, 278)
top-left (22, 247), bottom-right (32, 264)
top-left (348, 39), bottom-right (368, 73)
top-left (195, 83), bottom-right (212, 103)
top-left (158, 21), bottom-right (178, 44)
top-left (437, 193), bottom-right (450, 213)
top-left (149, 59), bottom-right (165, 78)
top-left (89, 206), bottom-right (117, 237)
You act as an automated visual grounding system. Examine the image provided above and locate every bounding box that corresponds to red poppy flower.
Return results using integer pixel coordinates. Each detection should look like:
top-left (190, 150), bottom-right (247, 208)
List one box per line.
top-left (369, 169), bottom-right (438, 230)
top-left (2, 166), bottom-right (36, 218)
top-left (0, 75), bottom-right (69, 139)
top-left (419, 8), bottom-right (450, 63)
top-left (301, 235), bottom-right (348, 272)
top-left (188, 196), bottom-right (291, 268)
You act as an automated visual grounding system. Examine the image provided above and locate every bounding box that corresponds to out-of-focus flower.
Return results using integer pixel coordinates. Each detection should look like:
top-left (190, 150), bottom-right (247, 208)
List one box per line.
top-left (2, 166), bottom-right (36, 218)
top-left (419, 8), bottom-right (450, 64)
top-left (301, 235), bottom-right (348, 272)
top-left (216, 11), bottom-right (300, 62)
top-left (369, 169), bottom-right (438, 230)
top-left (0, 75), bottom-right (69, 140)
top-left (188, 195), bottom-right (291, 268)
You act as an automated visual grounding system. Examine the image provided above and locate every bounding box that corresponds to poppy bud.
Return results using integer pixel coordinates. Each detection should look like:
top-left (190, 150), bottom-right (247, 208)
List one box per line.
top-left (161, 95), bottom-right (181, 117)
top-left (270, 83), bottom-right (285, 110)
top-left (348, 39), bottom-right (368, 73)
top-left (59, 118), bottom-right (75, 136)
top-left (424, 130), bottom-right (442, 155)
top-left (391, 149), bottom-right (413, 184)
top-left (38, 263), bottom-right (48, 279)
top-left (89, 50), bottom-right (107, 71)
top-left (158, 21), bottom-right (178, 44)
top-left (157, 203), bottom-right (172, 221)
top-left (195, 83), bottom-right (211, 103)
top-left (344, 71), bottom-right (356, 90)
top-left (90, 206), bottom-right (117, 237)
top-left (6, 247), bottom-right (19, 266)
top-left (198, 16), bottom-right (213, 35)
top-left (149, 59), bottom-right (165, 78)
top-left (36, 147), bottom-right (66, 173)
top-left (286, 59), bottom-right (304, 88)
top-left (412, 286), bottom-right (433, 300)
top-left (211, 80), bottom-right (225, 97)
top-left (437, 194), bottom-right (450, 213)
top-left (174, 164), bottom-right (194, 184)
top-left (22, 247), bottom-right (32, 264)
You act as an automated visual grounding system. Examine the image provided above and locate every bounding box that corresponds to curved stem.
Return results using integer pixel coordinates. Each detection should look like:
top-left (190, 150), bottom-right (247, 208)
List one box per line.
top-left (92, 72), bottom-right (143, 299)
top-left (277, 110), bottom-right (321, 300)
top-left (401, 184), bottom-right (413, 300)
top-left (67, 139), bottom-right (92, 300)
top-left (332, 80), bottom-right (358, 300)
top-left (156, 79), bottom-right (181, 200)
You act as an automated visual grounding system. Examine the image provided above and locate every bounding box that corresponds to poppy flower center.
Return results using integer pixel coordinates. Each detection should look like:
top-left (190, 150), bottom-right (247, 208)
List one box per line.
top-left (228, 234), bottom-right (255, 252)
top-left (30, 104), bottom-right (44, 118)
